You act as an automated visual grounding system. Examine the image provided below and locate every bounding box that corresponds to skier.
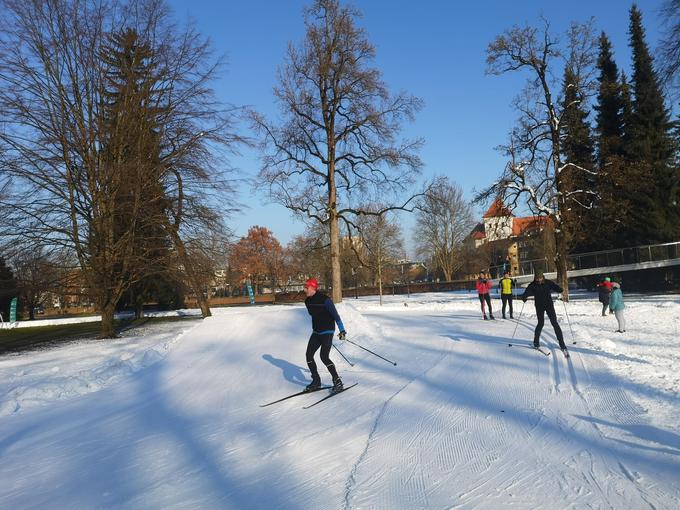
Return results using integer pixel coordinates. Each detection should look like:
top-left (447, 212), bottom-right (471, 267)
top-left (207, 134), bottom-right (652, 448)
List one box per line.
top-left (303, 278), bottom-right (346, 392)
top-left (498, 270), bottom-right (516, 319)
top-left (476, 271), bottom-right (494, 320)
top-left (596, 277), bottom-right (613, 317)
top-left (521, 270), bottom-right (567, 352)
top-left (609, 281), bottom-right (626, 333)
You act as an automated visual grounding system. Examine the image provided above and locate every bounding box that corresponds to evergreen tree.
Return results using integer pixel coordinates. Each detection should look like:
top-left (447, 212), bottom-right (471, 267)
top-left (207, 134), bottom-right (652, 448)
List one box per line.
top-left (561, 65), bottom-right (597, 251)
top-left (620, 72), bottom-right (636, 157)
top-left (590, 37), bottom-right (636, 250)
top-left (0, 257), bottom-right (17, 321)
top-left (628, 4), bottom-right (678, 242)
top-left (594, 33), bottom-right (624, 167)
top-left (101, 29), bottom-right (181, 317)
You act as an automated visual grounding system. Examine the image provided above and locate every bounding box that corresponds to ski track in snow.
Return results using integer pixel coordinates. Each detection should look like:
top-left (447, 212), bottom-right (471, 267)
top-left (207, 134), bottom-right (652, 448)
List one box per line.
top-left (0, 293), bottom-right (678, 509)
top-left (340, 301), bottom-right (678, 509)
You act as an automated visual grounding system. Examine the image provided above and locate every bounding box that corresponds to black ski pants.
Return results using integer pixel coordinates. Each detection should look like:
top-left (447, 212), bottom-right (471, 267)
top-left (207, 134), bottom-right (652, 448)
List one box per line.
top-left (306, 333), bottom-right (340, 383)
top-left (501, 294), bottom-right (513, 318)
top-left (478, 293), bottom-right (492, 316)
top-left (534, 302), bottom-right (565, 349)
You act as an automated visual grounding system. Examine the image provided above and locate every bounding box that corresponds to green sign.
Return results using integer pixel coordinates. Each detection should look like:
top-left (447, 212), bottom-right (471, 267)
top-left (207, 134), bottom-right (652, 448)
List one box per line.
top-left (9, 297), bottom-right (17, 322)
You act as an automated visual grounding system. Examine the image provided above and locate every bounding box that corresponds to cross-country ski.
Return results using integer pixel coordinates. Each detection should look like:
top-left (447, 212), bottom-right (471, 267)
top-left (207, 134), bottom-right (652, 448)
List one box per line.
top-left (302, 382), bottom-right (358, 409)
top-left (508, 342), bottom-right (551, 356)
top-left (259, 386), bottom-right (332, 407)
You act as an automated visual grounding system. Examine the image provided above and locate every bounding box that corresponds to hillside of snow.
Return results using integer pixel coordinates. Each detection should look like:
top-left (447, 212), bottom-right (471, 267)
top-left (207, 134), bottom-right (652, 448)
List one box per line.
top-left (0, 291), bottom-right (678, 509)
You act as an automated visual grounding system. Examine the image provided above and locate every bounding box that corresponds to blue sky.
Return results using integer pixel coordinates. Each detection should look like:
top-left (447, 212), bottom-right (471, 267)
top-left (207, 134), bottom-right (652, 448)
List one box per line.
top-left (167, 0), bottom-right (668, 254)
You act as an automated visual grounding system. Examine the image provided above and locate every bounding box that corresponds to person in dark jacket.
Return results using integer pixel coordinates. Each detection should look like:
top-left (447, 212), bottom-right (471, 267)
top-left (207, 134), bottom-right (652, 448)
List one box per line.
top-left (303, 278), bottom-right (346, 392)
top-left (596, 277), bottom-right (613, 316)
top-left (521, 270), bottom-right (566, 350)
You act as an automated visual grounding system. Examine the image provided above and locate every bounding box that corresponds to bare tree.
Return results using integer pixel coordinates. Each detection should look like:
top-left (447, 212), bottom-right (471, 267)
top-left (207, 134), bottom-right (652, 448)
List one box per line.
top-left (0, 0), bottom-right (240, 335)
top-left (414, 177), bottom-right (475, 282)
top-left (11, 250), bottom-right (65, 320)
top-left (659, 0), bottom-right (680, 96)
top-left (252, 0), bottom-right (423, 303)
top-left (480, 19), bottom-right (598, 300)
top-left (356, 209), bottom-right (404, 306)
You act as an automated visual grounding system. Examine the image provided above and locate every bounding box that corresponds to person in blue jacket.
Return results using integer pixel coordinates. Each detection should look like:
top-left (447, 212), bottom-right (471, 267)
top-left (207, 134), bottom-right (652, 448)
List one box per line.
top-left (303, 278), bottom-right (346, 392)
top-left (609, 281), bottom-right (626, 333)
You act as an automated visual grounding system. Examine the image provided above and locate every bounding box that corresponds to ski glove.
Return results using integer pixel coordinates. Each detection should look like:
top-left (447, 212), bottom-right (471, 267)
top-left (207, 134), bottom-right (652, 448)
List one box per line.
top-left (338, 330), bottom-right (347, 340)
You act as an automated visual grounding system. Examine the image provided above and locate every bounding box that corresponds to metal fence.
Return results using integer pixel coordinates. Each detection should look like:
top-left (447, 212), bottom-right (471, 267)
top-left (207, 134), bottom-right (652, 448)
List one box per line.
top-left (489, 241), bottom-right (680, 277)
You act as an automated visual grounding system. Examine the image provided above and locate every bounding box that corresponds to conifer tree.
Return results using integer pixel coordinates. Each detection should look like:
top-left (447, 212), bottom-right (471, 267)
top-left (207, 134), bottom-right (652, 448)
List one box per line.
top-left (561, 65), bottom-right (596, 251)
top-left (594, 33), bottom-right (624, 167)
top-left (100, 28), bottom-right (177, 319)
top-left (590, 36), bottom-right (634, 249)
top-left (620, 72), bottom-right (636, 157)
top-left (628, 4), bottom-right (678, 242)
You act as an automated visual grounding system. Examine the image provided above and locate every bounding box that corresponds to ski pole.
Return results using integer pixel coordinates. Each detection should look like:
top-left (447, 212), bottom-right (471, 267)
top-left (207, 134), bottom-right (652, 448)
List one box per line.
top-left (333, 343), bottom-right (354, 367)
top-left (511, 299), bottom-right (526, 340)
top-left (344, 337), bottom-right (397, 366)
top-left (561, 299), bottom-right (577, 344)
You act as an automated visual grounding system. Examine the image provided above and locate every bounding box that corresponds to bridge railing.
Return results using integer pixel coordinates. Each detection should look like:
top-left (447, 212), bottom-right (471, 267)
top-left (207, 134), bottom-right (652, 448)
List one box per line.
top-left (488, 241), bottom-right (680, 278)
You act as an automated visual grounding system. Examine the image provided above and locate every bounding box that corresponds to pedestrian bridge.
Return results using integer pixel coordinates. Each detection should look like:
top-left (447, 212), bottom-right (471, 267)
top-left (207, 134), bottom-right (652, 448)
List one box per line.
top-left (494, 241), bottom-right (680, 285)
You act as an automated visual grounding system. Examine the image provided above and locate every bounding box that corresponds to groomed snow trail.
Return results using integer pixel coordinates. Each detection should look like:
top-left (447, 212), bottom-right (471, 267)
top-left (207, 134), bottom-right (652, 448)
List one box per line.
top-left (0, 297), bottom-right (678, 509)
top-left (343, 309), bottom-right (676, 509)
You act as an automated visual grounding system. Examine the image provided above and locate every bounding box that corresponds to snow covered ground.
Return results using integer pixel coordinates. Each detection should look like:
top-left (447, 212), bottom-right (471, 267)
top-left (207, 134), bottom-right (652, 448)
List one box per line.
top-left (0, 291), bottom-right (678, 509)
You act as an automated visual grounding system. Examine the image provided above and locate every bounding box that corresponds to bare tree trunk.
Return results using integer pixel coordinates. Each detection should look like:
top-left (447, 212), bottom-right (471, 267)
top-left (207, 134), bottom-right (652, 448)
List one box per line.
top-left (330, 218), bottom-right (342, 303)
top-left (554, 228), bottom-right (569, 302)
top-left (174, 234), bottom-right (211, 318)
top-left (329, 161), bottom-right (342, 303)
top-left (443, 266), bottom-right (452, 282)
top-left (100, 301), bottom-right (117, 338)
top-left (378, 259), bottom-right (383, 306)
top-left (135, 300), bottom-right (144, 320)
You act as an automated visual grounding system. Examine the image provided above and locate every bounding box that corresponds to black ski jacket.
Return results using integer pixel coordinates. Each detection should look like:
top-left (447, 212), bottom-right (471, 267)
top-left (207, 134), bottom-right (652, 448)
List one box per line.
top-left (304, 291), bottom-right (344, 334)
top-left (521, 279), bottom-right (563, 308)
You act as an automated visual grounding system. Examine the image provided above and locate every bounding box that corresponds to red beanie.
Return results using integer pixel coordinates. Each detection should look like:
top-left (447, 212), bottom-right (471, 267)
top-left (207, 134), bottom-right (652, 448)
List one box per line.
top-left (305, 278), bottom-right (318, 290)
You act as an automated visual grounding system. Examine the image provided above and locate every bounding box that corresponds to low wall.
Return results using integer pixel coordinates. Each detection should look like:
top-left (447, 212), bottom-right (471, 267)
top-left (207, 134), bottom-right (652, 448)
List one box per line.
top-left (184, 295), bottom-right (275, 307)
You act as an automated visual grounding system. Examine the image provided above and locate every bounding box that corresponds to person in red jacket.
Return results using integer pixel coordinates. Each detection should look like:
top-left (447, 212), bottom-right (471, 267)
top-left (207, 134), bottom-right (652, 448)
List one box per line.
top-left (476, 271), bottom-right (494, 320)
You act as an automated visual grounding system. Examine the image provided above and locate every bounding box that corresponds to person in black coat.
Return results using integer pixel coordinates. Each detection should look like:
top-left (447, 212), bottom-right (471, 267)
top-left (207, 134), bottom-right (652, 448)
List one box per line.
top-left (303, 278), bottom-right (346, 392)
top-left (521, 270), bottom-right (566, 350)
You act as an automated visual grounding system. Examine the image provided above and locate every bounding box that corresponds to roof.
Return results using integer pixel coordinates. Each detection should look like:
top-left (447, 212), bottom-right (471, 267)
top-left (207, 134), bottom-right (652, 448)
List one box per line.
top-left (483, 197), bottom-right (512, 218)
top-left (511, 216), bottom-right (550, 236)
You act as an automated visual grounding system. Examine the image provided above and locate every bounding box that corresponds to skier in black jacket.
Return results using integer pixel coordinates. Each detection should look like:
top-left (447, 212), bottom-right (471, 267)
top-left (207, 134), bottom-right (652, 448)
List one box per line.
top-left (303, 278), bottom-right (346, 392)
top-left (521, 270), bottom-right (567, 351)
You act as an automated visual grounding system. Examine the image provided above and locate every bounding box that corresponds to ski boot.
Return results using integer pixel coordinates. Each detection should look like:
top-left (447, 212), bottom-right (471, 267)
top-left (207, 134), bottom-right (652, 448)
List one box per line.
top-left (305, 379), bottom-right (321, 392)
top-left (331, 378), bottom-right (344, 393)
